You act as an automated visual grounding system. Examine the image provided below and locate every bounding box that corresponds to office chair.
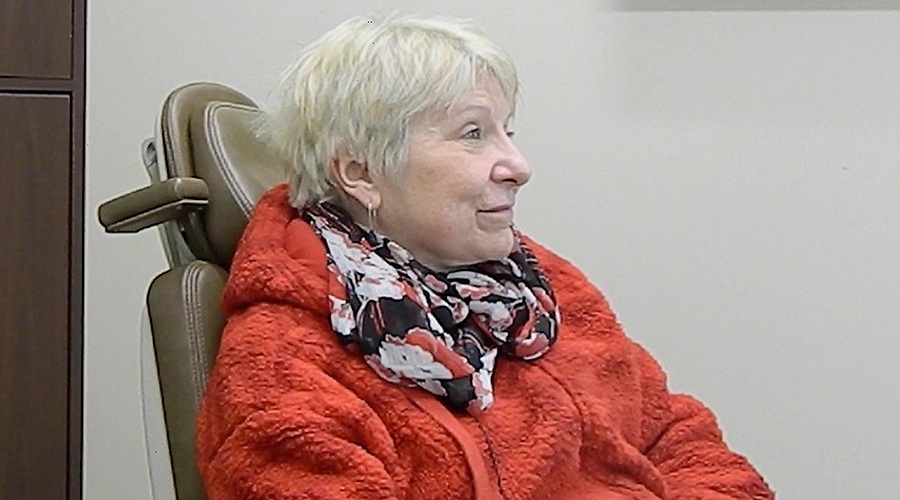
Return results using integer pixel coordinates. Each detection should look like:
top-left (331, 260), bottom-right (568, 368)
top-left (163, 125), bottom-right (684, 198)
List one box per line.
top-left (98, 82), bottom-right (286, 499)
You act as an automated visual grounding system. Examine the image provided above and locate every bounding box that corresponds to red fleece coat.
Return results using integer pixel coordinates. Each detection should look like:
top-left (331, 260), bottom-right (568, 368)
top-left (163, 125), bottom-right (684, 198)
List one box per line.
top-left (196, 185), bottom-right (773, 500)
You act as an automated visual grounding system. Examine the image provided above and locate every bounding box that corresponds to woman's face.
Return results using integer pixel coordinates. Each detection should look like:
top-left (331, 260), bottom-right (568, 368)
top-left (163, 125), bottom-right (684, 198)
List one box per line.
top-left (375, 80), bottom-right (531, 271)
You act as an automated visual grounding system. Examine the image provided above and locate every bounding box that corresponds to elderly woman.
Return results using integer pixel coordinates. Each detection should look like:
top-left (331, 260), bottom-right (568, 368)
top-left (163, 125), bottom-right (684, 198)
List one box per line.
top-left (196, 15), bottom-right (773, 500)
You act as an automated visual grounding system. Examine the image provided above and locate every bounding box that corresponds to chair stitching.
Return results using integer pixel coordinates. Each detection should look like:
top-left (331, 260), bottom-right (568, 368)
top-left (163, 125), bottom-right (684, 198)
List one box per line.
top-left (205, 103), bottom-right (255, 217)
top-left (183, 263), bottom-right (210, 409)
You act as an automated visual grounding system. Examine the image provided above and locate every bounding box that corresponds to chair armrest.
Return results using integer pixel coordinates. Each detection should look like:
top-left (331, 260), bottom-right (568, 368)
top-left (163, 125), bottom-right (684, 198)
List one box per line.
top-left (99, 177), bottom-right (209, 233)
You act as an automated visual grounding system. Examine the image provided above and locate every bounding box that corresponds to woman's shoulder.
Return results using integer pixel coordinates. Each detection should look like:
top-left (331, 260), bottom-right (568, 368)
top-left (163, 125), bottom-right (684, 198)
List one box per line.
top-left (223, 185), bottom-right (329, 316)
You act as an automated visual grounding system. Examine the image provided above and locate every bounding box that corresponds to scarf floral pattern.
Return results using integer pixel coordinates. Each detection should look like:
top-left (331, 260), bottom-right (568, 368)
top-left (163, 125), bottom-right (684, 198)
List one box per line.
top-left (302, 202), bottom-right (560, 414)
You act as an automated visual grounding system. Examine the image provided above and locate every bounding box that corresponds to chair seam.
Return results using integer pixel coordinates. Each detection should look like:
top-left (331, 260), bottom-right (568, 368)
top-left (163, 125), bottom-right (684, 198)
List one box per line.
top-left (183, 262), bottom-right (210, 409)
top-left (206, 102), bottom-right (255, 216)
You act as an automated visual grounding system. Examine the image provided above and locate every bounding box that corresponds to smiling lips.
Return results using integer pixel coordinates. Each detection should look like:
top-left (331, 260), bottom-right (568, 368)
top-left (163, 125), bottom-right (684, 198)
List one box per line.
top-left (481, 203), bottom-right (513, 213)
top-left (478, 204), bottom-right (515, 226)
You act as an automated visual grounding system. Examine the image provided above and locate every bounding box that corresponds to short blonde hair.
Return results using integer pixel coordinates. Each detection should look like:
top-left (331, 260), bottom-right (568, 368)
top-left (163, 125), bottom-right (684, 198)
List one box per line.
top-left (260, 15), bottom-right (520, 207)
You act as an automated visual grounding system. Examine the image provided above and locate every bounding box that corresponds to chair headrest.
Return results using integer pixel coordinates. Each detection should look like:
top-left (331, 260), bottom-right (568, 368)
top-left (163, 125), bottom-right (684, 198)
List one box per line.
top-left (160, 83), bottom-right (287, 266)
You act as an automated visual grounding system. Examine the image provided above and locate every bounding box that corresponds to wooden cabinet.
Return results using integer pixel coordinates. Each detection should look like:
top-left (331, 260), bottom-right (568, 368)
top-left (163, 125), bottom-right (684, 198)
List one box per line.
top-left (0, 1), bottom-right (73, 78)
top-left (0, 1), bottom-right (85, 499)
top-left (0, 94), bottom-right (71, 498)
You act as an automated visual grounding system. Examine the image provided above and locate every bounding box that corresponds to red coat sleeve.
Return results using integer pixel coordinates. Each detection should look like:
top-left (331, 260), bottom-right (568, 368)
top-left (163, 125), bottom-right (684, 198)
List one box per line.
top-left (196, 303), bottom-right (401, 500)
top-left (526, 238), bottom-right (774, 499)
top-left (635, 346), bottom-right (774, 499)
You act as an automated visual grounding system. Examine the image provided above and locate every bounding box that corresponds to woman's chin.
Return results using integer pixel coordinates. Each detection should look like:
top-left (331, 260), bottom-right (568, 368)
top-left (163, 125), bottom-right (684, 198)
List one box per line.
top-left (423, 229), bottom-right (515, 269)
top-left (481, 229), bottom-right (516, 261)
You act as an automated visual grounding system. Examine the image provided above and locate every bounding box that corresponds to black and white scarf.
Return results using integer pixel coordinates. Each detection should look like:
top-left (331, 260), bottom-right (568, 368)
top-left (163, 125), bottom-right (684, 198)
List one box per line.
top-left (302, 202), bottom-right (559, 414)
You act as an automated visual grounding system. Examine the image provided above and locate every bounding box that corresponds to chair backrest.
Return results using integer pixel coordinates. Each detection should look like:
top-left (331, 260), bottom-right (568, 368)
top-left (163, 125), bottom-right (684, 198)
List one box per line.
top-left (147, 261), bottom-right (227, 500)
top-left (158, 82), bottom-right (286, 266)
top-left (99, 82), bottom-right (286, 499)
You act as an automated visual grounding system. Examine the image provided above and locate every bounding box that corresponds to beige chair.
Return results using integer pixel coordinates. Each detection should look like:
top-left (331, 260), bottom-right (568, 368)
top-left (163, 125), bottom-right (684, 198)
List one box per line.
top-left (98, 82), bottom-right (286, 499)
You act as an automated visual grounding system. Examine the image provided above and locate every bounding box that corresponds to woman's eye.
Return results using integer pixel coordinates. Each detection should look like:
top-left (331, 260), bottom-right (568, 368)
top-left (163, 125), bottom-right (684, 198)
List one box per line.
top-left (463, 128), bottom-right (482, 140)
top-left (505, 130), bottom-right (516, 139)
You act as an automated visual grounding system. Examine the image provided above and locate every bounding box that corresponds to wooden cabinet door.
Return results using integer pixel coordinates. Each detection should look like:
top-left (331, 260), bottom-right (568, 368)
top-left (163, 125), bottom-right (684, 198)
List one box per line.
top-left (0, 93), bottom-right (72, 499)
top-left (1, 0), bottom-right (85, 497)
top-left (0, 0), bottom-right (73, 79)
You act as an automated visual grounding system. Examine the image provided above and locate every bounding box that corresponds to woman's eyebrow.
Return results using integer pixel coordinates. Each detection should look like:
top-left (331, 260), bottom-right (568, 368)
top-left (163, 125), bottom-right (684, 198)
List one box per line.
top-left (454, 103), bottom-right (492, 117)
top-left (453, 104), bottom-right (514, 125)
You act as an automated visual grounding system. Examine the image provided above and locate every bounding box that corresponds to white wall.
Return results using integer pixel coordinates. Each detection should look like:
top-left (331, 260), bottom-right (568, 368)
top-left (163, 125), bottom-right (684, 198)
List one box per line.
top-left (86, 2), bottom-right (900, 499)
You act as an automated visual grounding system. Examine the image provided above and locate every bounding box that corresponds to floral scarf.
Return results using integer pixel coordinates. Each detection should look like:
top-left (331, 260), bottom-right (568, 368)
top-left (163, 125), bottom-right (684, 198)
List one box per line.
top-left (302, 202), bottom-right (559, 414)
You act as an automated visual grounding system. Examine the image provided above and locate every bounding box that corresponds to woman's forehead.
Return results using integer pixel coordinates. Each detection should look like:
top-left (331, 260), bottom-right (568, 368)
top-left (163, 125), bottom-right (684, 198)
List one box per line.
top-left (433, 84), bottom-right (513, 124)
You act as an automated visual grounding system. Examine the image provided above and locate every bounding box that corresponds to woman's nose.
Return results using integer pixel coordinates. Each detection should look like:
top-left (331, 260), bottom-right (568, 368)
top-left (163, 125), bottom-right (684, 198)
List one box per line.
top-left (492, 139), bottom-right (532, 186)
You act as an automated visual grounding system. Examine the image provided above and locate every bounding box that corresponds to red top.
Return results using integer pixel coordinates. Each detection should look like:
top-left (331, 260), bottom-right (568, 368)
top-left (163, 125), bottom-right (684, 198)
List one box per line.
top-left (196, 185), bottom-right (774, 500)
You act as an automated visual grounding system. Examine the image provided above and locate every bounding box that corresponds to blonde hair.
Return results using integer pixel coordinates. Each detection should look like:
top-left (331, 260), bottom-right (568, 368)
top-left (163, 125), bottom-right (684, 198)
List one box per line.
top-left (260, 15), bottom-right (520, 207)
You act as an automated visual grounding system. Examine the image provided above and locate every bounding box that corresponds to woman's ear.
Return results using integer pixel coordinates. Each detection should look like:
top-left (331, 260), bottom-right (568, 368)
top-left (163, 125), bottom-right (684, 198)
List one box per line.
top-left (330, 156), bottom-right (381, 209)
